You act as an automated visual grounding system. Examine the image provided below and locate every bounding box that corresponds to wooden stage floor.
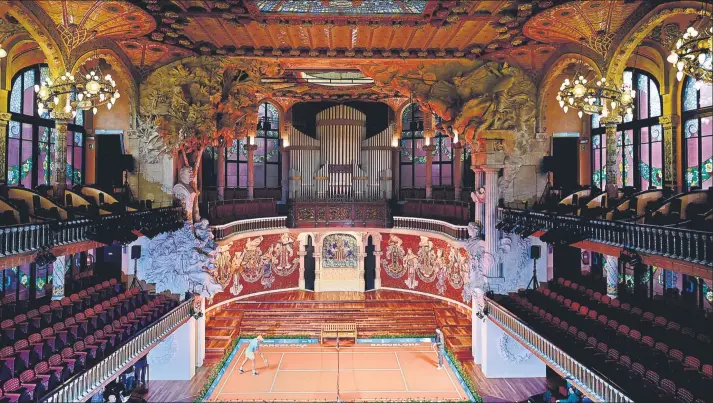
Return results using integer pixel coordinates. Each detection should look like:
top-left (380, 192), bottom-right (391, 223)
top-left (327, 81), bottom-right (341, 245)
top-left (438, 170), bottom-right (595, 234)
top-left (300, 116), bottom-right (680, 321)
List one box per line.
top-left (207, 342), bottom-right (469, 402)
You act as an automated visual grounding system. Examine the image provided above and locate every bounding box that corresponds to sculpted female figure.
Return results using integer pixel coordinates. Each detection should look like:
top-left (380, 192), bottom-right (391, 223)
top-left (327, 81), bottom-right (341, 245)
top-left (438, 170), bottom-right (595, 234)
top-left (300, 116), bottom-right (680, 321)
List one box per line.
top-left (172, 166), bottom-right (201, 223)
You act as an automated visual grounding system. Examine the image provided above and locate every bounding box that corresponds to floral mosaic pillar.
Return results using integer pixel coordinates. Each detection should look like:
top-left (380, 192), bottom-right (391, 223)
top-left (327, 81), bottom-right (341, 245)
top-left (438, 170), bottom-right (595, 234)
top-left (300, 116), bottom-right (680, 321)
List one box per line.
top-left (604, 254), bottom-right (619, 299)
top-left (453, 142), bottom-right (463, 200)
top-left (52, 255), bottom-right (66, 300)
top-left (483, 167), bottom-right (501, 279)
top-left (659, 115), bottom-right (680, 191)
top-left (53, 113), bottom-right (73, 199)
top-left (244, 143), bottom-right (258, 199)
top-left (602, 118), bottom-right (620, 200)
top-left (217, 147), bottom-right (225, 200)
top-left (0, 112), bottom-right (9, 183)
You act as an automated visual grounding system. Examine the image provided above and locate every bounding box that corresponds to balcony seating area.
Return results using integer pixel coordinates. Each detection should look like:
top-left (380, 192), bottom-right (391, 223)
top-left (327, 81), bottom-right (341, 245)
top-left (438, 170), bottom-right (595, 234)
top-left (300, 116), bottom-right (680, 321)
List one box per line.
top-left (649, 188), bottom-right (713, 227)
top-left (0, 280), bottom-right (177, 402)
top-left (494, 279), bottom-right (712, 403)
top-left (206, 198), bottom-right (277, 225)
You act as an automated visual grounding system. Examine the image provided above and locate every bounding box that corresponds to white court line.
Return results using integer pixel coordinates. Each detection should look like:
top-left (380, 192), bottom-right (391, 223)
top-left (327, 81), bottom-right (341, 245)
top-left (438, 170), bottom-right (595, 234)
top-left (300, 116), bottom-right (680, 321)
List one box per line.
top-left (219, 389), bottom-right (463, 395)
top-left (262, 351), bottom-right (436, 354)
top-left (215, 345), bottom-right (246, 398)
top-left (442, 354), bottom-right (464, 400)
top-left (394, 352), bottom-right (409, 392)
top-left (277, 368), bottom-right (401, 372)
top-left (269, 353), bottom-right (284, 393)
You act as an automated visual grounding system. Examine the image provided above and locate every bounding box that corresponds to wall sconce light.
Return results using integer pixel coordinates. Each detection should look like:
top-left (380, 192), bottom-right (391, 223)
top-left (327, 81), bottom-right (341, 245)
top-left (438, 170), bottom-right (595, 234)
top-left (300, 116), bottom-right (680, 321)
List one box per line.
top-left (452, 128), bottom-right (459, 144)
top-left (391, 137), bottom-right (399, 147)
top-left (424, 136), bottom-right (431, 146)
top-left (282, 136), bottom-right (290, 147)
top-left (0, 45), bottom-right (7, 58)
top-left (248, 134), bottom-right (255, 145)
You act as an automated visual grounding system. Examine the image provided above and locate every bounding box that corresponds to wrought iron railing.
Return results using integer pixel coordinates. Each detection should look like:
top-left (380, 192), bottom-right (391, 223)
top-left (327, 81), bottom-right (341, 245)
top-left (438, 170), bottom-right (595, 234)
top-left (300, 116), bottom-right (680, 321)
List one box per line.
top-left (0, 207), bottom-right (184, 259)
top-left (486, 297), bottom-right (633, 403)
top-left (41, 298), bottom-right (192, 403)
top-left (499, 208), bottom-right (713, 266)
top-left (211, 216), bottom-right (287, 240)
top-left (393, 216), bottom-right (470, 241)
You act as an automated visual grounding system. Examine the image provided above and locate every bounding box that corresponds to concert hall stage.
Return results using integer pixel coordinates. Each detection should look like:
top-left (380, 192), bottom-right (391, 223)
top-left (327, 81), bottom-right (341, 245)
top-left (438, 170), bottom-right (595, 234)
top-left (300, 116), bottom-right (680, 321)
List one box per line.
top-left (205, 339), bottom-right (472, 402)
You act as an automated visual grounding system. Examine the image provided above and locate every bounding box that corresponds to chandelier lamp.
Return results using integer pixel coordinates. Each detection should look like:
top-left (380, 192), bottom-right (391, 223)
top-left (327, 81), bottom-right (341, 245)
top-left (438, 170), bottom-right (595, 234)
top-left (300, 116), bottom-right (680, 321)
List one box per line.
top-left (556, 73), bottom-right (598, 118)
top-left (667, 16), bottom-right (713, 84)
top-left (34, 64), bottom-right (120, 118)
top-left (593, 76), bottom-right (636, 121)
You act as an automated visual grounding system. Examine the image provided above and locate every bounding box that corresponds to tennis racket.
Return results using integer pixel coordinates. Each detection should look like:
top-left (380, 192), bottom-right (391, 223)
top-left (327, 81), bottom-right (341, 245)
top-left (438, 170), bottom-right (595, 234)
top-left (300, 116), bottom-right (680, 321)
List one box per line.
top-left (262, 353), bottom-right (269, 368)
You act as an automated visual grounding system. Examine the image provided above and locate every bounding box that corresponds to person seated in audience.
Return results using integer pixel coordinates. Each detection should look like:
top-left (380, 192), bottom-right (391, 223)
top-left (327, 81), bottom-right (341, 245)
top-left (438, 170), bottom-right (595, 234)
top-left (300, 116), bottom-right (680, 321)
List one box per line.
top-left (556, 383), bottom-right (580, 403)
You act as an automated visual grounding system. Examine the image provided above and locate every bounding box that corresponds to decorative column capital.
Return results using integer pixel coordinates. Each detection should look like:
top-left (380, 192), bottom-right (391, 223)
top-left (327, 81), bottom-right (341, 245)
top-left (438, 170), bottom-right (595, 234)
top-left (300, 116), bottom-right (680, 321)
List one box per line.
top-left (279, 146), bottom-right (291, 152)
top-left (0, 112), bottom-right (11, 123)
top-left (658, 115), bottom-right (680, 128)
top-left (482, 166), bottom-right (501, 174)
top-left (243, 143), bottom-right (258, 152)
top-left (452, 141), bottom-right (464, 150)
top-left (600, 116), bottom-right (622, 127)
top-left (51, 111), bottom-right (75, 123)
top-left (422, 144), bottom-right (436, 153)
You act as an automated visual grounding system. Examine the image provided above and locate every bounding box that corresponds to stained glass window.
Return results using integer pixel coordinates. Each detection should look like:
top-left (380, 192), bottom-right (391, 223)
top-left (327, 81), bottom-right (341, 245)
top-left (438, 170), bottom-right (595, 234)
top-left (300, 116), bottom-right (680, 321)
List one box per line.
top-left (226, 102), bottom-right (281, 189)
top-left (590, 69), bottom-right (663, 190)
top-left (400, 103), bottom-right (426, 188)
top-left (682, 76), bottom-right (713, 189)
top-left (257, 0), bottom-right (427, 15)
top-left (6, 64), bottom-right (85, 189)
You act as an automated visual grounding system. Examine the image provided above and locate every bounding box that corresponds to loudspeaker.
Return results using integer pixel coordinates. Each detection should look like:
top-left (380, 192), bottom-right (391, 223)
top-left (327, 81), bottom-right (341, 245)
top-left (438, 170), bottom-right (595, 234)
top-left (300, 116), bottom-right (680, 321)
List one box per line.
top-left (542, 156), bottom-right (555, 173)
top-left (131, 245), bottom-right (141, 260)
top-left (530, 245), bottom-right (541, 260)
top-left (122, 154), bottom-right (136, 173)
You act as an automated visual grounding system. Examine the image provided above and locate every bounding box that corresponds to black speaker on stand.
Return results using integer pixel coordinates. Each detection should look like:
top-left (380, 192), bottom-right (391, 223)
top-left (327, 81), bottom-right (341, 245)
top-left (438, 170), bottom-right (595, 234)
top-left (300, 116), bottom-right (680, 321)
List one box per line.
top-left (130, 245), bottom-right (143, 291)
top-left (526, 245), bottom-right (541, 290)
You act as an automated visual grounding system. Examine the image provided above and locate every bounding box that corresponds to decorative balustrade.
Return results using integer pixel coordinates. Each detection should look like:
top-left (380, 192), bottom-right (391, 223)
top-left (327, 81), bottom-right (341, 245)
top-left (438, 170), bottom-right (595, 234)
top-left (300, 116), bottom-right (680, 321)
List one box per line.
top-left (393, 216), bottom-right (470, 241)
top-left (486, 297), bottom-right (633, 403)
top-left (41, 298), bottom-right (193, 403)
top-left (211, 216), bottom-right (287, 240)
top-left (499, 208), bottom-right (713, 266)
top-left (0, 207), bottom-right (184, 259)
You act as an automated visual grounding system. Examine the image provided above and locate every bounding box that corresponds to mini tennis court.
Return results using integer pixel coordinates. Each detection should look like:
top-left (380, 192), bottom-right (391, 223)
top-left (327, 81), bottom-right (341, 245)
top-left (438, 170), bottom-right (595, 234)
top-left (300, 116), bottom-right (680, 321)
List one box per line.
top-left (206, 339), bottom-right (473, 402)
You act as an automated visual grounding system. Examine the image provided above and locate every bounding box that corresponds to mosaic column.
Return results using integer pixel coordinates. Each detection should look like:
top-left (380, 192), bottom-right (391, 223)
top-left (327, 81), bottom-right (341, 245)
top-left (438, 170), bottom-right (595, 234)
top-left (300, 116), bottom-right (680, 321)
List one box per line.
top-left (280, 145), bottom-right (290, 203)
top-left (483, 166), bottom-right (501, 278)
top-left (659, 115), bottom-right (680, 190)
top-left (373, 250), bottom-right (382, 289)
top-left (602, 118), bottom-right (620, 200)
top-left (217, 147), bottom-right (225, 200)
top-left (453, 141), bottom-right (463, 200)
top-left (52, 255), bottom-right (67, 300)
top-left (0, 112), bottom-right (9, 183)
top-left (604, 254), bottom-right (619, 299)
top-left (244, 143), bottom-right (258, 199)
top-left (423, 144), bottom-right (435, 199)
top-left (53, 113), bottom-right (74, 199)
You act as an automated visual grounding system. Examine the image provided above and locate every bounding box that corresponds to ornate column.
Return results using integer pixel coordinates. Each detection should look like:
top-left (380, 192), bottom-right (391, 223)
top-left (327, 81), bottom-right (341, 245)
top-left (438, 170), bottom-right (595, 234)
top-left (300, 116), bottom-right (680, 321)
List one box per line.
top-left (217, 147), bottom-right (225, 200)
top-left (245, 143), bottom-right (258, 200)
top-left (298, 249), bottom-right (307, 290)
top-left (472, 166), bottom-right (484, 229)
top-left (280, 145), bottom-right (290, 203)
top-left (659, 115), bottom-right (680, 191)
top-left (392, 138), bottom-right (401, 200)
top-left (483, 166), bottom-right (501, 279)
top-left (0, 112), bottom-right (10, 183)
top-left (604, 254), bottom-right (619, 299)
top-left (357, 252), bottom-right (367, 292)
top-left (313, 249), bottom-right (322, 292)
top-left (53, 112), bottom-right (74, 199)
top-left (453, 141), bottom-right (463, 200)
top-left (423, 143), bottom-right (435, 199)
top-left (602, 118), bottom-right (621, 199)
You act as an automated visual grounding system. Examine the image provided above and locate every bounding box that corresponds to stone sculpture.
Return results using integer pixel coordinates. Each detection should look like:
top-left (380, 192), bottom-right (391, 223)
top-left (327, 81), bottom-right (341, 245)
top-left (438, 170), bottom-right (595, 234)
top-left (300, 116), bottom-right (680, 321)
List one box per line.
top-left (172, 166), bottom-right (200, 223)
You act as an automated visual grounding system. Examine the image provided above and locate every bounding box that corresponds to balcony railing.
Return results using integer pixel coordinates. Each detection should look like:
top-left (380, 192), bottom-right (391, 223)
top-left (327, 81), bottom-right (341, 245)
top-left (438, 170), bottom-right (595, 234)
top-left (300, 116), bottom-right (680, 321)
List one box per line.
top-left (486, 297), bottom-right (633, 403)
top-left (393, 216), bottom-right (470, 241)
top-left (499, 208), bottom-right (713, 266)
top-left (211, 216), bottom-right (287, 240)
top-left (41, 298), bottom-right (193, 403)
top-left (0, 207), bottom-right (184, 259)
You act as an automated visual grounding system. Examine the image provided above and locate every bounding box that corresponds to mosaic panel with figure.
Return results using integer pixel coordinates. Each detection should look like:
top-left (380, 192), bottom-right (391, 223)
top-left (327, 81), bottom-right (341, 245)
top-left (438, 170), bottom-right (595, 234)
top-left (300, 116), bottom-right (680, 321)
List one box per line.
top-left (322, 234), bottom-right (358, 268)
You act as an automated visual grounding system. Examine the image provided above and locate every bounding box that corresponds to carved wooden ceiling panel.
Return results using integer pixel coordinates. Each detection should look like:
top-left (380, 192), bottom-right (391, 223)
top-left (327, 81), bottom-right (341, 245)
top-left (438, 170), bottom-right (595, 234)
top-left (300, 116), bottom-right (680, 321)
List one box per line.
top-left (485, 43), bottom-right (558, 73)
top-left (35, 0), bottom-right (155, 46)
top-left (522, 0), bottom-right (642, 56)
top-left (118, 38), bottom-right (195, 76)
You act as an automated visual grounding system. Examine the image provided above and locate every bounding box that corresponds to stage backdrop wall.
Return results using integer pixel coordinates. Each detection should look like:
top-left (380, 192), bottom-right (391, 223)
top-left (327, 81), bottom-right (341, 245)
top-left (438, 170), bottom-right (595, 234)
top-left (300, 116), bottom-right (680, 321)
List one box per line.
top-left (379, 233), bottom-right (471, 304)
top-left (207, 233), bottom-right (301, 307)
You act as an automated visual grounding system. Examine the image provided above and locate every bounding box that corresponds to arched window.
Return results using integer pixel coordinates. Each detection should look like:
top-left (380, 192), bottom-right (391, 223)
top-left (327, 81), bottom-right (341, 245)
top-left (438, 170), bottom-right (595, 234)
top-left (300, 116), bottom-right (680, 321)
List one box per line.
top-left (590, 68), bottom-right (663, 190)
top-left (399, 103), bottom-right (426, 188)
top-left (6, 64), bottom-right (85, 188)
top-left (225, 102), bottom-right (281, 189)
top-left (682, 76), bottom-right (713, 189)
top-left (432, 124), bottom-right (453, 186)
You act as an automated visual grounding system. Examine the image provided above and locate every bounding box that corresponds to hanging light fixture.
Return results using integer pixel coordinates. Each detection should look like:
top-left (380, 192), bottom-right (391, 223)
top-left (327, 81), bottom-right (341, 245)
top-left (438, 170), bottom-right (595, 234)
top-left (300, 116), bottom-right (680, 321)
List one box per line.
top-left (556, 44), bottom-right (600, 119)
top-left (0, 44), bottom-right (7, 58)
top-left (34, 55), bottom-right (120, 118)
top-left (667, 9), bottom-right (713, 84)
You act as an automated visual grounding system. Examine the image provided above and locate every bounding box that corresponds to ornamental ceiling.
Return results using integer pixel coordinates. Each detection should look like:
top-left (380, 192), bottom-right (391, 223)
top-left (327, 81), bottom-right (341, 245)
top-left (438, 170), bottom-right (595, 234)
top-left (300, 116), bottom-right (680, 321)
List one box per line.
top-left (0, 0), bottom-right (665, 98)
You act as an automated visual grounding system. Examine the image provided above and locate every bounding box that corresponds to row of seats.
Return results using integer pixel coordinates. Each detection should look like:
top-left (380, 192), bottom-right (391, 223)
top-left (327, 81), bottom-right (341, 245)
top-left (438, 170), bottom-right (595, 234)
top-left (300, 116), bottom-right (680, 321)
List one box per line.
top-left (551, 278), bottom-right (712, 348)
top-left (498, 291), bottom-right (711, 403)
top-left (0, 290), bottom-right (176, 402)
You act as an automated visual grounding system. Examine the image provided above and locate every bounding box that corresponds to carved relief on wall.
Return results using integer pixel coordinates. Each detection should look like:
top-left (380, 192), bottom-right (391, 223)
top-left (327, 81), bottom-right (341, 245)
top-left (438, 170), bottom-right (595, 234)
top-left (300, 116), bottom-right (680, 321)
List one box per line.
top-left (380, 234), bottom-right (470, 302)
top-left (322, 234), bottom-right (358, 268)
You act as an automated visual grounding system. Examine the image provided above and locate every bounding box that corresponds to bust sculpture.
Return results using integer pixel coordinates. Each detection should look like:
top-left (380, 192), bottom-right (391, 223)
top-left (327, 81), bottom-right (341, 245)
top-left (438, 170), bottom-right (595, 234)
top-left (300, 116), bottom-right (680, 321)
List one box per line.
top-left (173, 166), bottom-right (200, 223)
